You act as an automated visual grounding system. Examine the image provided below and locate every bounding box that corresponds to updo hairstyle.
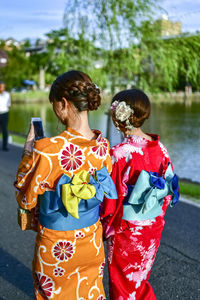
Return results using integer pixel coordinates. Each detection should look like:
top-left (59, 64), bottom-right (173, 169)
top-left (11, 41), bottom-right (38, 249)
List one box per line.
top-left (111, 89), bottom-right (151, 131)
top-left (49, 70), bottom-right (101, 111)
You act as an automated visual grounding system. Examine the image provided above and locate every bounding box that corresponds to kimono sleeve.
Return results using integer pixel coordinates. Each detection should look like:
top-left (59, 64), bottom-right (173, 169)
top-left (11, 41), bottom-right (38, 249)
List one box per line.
top-left (160, 143), bottom-right (174, 214)
top-left (102, 138), bottom-right (112, 174)
top-left (14, 140), bottom-right (50, 210)
top-left (101, 155), bottom-right (127, 218)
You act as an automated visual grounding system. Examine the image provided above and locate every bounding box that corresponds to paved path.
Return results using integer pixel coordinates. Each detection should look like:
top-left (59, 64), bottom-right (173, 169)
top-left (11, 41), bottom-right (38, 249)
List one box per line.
top-left (0, 143), bottom-right (199, 299)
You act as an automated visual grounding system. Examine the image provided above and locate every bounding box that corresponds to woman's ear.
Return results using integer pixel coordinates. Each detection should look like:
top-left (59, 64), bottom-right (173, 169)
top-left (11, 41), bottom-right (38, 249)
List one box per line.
top-left (61, 97), bottom-right (69, 110)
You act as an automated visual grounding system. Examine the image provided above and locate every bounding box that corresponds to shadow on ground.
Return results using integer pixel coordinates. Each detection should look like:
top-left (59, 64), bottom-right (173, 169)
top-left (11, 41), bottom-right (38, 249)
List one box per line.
top-left (0, 247), bottom-right (33, 298)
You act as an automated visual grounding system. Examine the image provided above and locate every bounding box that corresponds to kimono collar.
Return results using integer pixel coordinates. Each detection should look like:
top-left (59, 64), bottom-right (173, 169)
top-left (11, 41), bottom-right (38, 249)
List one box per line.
top-left (124, 133), bottom-right (159, 147)
top-left (61, 127), bottom-right (103, 147)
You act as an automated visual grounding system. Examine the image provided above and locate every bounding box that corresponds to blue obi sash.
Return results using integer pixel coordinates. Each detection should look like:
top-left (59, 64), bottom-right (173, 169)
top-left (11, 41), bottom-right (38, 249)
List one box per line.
top-left (122, 163), bottom-right (179, 221)
top-left (39, 167), bottom-right (117, 231)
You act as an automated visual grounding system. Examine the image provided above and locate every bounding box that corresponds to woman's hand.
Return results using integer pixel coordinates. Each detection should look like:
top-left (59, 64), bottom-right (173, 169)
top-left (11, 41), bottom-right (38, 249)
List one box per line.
top-left (23, 123), bottom-right (35, 154)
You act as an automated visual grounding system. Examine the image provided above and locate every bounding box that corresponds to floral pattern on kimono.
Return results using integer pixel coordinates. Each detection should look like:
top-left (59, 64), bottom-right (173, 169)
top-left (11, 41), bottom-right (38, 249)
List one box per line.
top-left (101, 134), bottom-right (172, 300)
top-left (15, 127), bottom-right (112, 299)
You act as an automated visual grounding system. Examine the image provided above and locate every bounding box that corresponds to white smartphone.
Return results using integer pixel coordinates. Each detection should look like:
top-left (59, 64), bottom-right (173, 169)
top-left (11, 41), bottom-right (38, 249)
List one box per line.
top-left (31, 117), bottom-right (44, 140)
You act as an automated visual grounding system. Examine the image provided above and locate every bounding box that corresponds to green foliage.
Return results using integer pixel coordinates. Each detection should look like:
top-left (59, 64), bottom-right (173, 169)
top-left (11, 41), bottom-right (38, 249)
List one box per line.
top-left (64, 0), bottom-right (156, 48)
top-left (179, 180), bottom-right (200, 200)
top-left (63, 0), bottom-right (157, 92)
top-left (138, 24), bottom-right (200, 92)
top-left (1, 1), bottom-right (200, 94)
top-left (46, 28), bottom-right (101, 77)
top-left (11, 90), bottom-right (49, 102)
top-left (0, 42), bottom-right (33, 90)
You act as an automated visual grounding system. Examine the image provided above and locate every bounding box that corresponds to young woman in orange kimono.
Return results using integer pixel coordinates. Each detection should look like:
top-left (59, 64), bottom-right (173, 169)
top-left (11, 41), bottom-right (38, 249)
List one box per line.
top-left (14, 70), bottom-right (117, 299)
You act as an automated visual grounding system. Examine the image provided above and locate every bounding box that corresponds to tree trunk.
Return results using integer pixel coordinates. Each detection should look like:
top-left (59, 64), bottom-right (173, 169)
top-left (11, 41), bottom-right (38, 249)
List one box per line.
top-left (39, 68), bottom-right (45, 90)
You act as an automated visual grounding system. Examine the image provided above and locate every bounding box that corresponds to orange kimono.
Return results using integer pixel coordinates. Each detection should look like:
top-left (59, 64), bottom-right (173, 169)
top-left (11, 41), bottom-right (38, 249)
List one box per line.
top-left (15, 128), bottom-right (113, 300)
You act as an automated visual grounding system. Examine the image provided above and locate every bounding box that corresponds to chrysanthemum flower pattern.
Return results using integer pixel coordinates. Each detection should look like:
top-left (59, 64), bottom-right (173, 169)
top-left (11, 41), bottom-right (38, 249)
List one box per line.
top-left (34, 272), bottom-right (55, 299)
top-left (59, 143), bottom-right (84, 172)
top-left (91, 136), bottom-right (108, 158)
top-left (52, 240), bottom-right (75, 262)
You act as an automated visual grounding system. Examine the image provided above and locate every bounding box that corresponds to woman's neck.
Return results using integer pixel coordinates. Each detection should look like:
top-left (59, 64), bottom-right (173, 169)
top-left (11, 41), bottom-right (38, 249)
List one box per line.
top-left (125, 128), bottom-right (152, 141)
top-left (67, 111), bottom-right (96, 140)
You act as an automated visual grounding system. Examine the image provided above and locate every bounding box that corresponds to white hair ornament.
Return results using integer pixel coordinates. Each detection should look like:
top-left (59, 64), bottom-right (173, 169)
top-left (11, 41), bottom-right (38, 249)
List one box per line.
top-left (110, 100), bottom-right (135, 130)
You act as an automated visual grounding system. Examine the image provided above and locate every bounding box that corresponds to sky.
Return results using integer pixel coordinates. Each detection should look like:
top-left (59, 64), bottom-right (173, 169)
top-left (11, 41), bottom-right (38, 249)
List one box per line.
top-left (0, 0), bottom-right (200, 41)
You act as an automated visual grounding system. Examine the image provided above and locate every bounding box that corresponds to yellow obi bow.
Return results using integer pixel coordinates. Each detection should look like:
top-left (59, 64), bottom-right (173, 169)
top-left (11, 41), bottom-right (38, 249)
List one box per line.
top-left (62, 170), bottom-right (96, 219)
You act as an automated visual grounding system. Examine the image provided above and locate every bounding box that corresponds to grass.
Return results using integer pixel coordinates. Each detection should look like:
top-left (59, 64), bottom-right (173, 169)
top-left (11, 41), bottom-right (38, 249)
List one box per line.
top-left (179, 180), bottom-right (200, 202)
top-left (9, 90), bottom-right (200, 104)
top-left (11, 134), bottom-right (26, 145)
top-left (0, 133), bottom-right (26, 145)
top-left (11, 90), bottom-right (49, 103)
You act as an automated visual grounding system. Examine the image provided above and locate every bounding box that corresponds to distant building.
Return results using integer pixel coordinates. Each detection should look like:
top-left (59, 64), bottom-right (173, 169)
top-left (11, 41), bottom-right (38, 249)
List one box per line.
top-left (155, 15), bottom-right (182, 37)
top-left (5, 38), bottom-right (20, 48)
top-left (0, 50), bottom-right (8, 67)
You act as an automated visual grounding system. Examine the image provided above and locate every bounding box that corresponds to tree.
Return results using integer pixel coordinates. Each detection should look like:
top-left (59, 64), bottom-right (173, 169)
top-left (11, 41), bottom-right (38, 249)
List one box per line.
top-left (29, 50), bottom-right (51, 89)
top-left (163, 34), bottom-right (200, 91)
top-left (0, 41), bottom-right (33, 90)
top-left (139, 31), bottom-right (200, 92)
top-left (46, 28), bottom-right (108, 88)
top-left (63, 0), bottom-right (157, 92)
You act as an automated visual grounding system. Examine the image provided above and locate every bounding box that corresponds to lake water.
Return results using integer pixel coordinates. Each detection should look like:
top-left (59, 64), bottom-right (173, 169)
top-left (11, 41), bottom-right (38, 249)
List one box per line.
top-left (8, 101), bottom-right (200, 182)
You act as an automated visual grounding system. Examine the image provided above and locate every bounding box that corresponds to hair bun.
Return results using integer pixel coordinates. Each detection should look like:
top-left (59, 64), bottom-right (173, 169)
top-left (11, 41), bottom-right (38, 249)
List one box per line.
top-left (86, 83), bottom-right (101, 111)
top-left (129, 113), bottom-right (148, 128)
top-left (49, 70), bottom-right (101, 112)
top-left (70, 81), bottom-right (101, 111)
top-left (111, 89), bottom-right (151, 131)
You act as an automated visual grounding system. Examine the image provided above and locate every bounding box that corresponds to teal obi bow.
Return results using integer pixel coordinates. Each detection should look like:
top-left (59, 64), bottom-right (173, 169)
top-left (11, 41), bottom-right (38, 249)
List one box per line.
top-left (122, 163), bottom-right (179, 221)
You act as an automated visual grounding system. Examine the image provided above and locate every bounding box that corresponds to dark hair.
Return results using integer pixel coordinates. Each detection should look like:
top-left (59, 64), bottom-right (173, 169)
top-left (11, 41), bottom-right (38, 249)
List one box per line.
top-left (0, 81), bottom-right (5, 84)
top-left (112, 88), bottom-right (151, 129)
top-left (49, 70), bottom-right (101, 111)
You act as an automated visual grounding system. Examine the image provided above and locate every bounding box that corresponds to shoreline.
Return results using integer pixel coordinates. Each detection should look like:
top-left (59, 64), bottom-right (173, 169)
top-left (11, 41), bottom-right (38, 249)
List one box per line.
top-left (11, 91), bottom-right (200, 104)
top-left (179, 177), bottom-right (200, 185)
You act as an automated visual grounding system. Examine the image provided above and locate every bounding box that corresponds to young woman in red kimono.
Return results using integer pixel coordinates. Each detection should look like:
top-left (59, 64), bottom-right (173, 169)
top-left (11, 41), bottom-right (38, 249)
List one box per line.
top-left (101, 89), bottom-right (179, 300)
top-left (14, 71), bottom-right (117, 299)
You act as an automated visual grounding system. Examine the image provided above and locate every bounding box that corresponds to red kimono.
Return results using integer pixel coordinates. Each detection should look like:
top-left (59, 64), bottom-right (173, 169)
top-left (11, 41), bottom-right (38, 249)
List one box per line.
top-left (102, 134), bottom-right (172, 300)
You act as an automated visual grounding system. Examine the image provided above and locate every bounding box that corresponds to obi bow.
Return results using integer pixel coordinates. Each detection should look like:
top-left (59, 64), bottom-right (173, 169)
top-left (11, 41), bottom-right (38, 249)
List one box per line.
top-left (122, 163), bottom-right (179, 221)
top-left (90, 167), bottom-right (118, 201)
top-left (165, 164), bottom-right (179, 206)
top-left (60, 170), bottom-right (96, 219)
top-left (56, 167), bottom-right (117, 219)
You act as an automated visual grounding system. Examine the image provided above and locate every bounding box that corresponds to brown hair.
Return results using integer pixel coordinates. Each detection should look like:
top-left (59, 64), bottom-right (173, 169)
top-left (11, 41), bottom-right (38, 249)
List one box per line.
top-left (49, 70), bottom-right (101, 111)
top-left (112, 89), bottom-right (151, 130)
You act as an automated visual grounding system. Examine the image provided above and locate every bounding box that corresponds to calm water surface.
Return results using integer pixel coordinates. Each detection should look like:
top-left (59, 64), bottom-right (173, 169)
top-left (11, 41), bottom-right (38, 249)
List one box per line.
top-left (9, 102), bottom-right (200, 182)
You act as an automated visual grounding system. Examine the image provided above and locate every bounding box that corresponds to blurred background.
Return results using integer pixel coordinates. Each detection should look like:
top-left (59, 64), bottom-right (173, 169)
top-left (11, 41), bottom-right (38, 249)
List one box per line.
top-left (0, 0), bottom-right (200, 192)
